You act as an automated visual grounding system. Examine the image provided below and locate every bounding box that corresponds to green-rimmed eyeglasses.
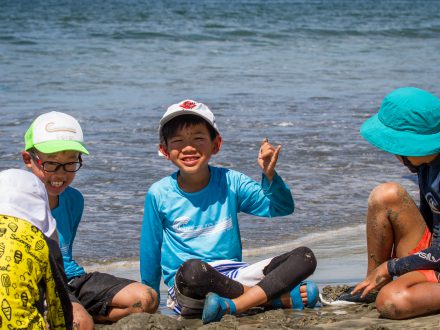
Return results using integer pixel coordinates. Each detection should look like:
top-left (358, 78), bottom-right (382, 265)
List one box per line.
top-left (30, 152), bottom-right (83, 172)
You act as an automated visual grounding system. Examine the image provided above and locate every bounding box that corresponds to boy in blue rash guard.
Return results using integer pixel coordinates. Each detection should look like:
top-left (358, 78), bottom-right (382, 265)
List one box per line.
top-left (140, 100), bottom-right (318, 322)
top-left (340, 87), bottom-right (440, 319)
top-left (22, 111), bottom-right (158, 329)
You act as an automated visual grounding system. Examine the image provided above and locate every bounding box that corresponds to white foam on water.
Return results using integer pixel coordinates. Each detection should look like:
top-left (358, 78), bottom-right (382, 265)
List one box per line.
top-left (277, 121), bottom-right (295, 127)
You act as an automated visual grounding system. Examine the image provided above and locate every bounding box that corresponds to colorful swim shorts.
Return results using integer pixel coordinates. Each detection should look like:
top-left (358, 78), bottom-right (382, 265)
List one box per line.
top-left (410, 227), bottom-right (439, 283)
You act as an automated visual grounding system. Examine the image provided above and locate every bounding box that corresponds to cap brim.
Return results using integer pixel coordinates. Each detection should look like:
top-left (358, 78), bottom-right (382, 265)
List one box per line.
top-left (159, 110), bottom-right (220, 135)
top-left (360, 114), bottom-right (440, 156)
top-left (34, 140), bottom-right (89, 155)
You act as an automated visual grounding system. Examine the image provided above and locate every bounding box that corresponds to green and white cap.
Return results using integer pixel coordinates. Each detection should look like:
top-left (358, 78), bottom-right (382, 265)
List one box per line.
top-left (24, 111), bottom-right (89, 154)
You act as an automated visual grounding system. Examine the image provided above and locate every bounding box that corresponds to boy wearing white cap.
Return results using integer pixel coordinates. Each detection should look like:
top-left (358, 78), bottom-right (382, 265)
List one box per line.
top-left (140, 100), bottom-right (318, 324)
top-left (22, 111), bottom-right (158, 329)
top-left (335, 87), bottom-right (440, 319)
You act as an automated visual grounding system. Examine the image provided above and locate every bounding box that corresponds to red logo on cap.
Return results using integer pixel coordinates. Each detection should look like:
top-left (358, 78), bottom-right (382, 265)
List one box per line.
top-left (180, 101), bottom-right (197, 110)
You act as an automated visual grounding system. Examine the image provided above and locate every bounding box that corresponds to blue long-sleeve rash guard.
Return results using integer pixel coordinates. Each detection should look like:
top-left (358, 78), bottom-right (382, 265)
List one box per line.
top-left (388, 156), bottom-right (440, 276)
top-left (139, 166), bottom-right (294, 295)
top-left (52, 186), bottom-right (86, 280)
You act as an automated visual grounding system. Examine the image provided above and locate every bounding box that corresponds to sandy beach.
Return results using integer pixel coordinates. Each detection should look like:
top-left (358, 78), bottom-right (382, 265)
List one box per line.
top-left (91, 226), bottom-right (440, 329)
top-left (96, 301), bottom-right (440, 330)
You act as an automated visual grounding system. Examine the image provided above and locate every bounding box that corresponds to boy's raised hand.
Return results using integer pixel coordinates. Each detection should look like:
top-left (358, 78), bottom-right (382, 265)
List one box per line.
top-left (258, 138), bottom-right (281, 182)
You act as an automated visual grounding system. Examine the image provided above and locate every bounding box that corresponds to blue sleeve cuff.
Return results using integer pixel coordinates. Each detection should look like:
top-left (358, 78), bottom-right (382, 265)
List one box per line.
top-left (261, 171), bottom-right (281, 191)
top-left (387, 259), bottom-right (397, 277)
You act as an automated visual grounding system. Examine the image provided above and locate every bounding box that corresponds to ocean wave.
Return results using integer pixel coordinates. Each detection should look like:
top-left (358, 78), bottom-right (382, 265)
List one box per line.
top-left (84, 224), bottom-right (366, 272)
top-left (295, 27), bottom-right (440, 39)
top-left (243, 224), bottom-right (365, 257)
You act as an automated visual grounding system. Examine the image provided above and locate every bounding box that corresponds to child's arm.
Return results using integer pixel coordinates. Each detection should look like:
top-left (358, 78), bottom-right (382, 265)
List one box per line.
top-left (236, 137), bottom-right (294, 216)
top-left (352, 243), bottom-right (440, 299)
top-left (237, 171), bottom-right (294, 217)
top-left (258, 138), bottom-right (281, 182)
top-left (140, 190), bottom-right (163, 297)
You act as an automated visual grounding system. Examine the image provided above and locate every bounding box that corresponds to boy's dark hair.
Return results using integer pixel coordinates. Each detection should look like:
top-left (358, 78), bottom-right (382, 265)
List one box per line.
top-left (160, 115), bottom-right (218, 146)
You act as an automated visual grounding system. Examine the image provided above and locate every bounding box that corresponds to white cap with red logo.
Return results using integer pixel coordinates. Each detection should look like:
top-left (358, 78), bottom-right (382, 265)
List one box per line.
top-left (158, 100), bottom-right (220, 138)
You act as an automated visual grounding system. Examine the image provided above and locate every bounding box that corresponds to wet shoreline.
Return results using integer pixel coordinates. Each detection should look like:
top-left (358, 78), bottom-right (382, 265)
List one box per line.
top-left (91, 231), bottom-right (438, 329)
top-left (97, 302), bottom-right (440, 330)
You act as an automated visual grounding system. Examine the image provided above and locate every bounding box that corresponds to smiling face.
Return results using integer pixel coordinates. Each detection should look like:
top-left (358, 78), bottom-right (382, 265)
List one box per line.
top-left (159, 122), bottom-right (222, 179)
top-left (22, 149), bottom-right (80, 208)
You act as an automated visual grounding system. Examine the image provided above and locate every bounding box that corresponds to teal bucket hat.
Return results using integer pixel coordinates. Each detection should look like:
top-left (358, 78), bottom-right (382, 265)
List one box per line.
top-left (360, 87), bottom-right (440, 156)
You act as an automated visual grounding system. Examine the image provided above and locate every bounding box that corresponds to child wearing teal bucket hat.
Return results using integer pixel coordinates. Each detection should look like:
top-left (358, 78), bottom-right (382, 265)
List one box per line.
top-left (336, 87), bottom-right (440, 319)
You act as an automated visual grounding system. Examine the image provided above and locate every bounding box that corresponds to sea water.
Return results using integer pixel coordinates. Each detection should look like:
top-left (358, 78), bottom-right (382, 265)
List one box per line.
top-left (1, 0), bottom-right (440, 285)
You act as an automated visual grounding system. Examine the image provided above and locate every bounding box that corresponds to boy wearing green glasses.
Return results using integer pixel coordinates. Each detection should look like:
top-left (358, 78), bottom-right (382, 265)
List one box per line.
top-left (22, 111), bottom-right (158, 329)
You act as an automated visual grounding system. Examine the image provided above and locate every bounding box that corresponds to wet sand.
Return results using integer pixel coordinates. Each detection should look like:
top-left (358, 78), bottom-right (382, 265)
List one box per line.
top-left (90, 228), bottom-right (440, 329)
top-left (96, 302), bottom-right (440, 330)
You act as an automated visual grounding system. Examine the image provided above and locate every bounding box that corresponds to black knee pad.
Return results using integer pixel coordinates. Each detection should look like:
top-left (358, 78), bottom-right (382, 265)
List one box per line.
top-left (259, 246), bottom-right (317, 299)
top-left (175, 259), bottom-right (212, 299)
top-left (294, 246), bottom-right (317, 274)
top-left (264, 246), bottom-right (317, 275)
top-left (174, 259), bottom-right (244, 317)
top-left (174, 259), bottom-right (215, 318)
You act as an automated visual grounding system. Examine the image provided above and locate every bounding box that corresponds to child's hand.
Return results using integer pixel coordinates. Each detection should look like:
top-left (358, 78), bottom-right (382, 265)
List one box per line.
top-left (258, 138), bottom-right (281, 182)
top-left (351, 262), bottom-right (391, 298)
